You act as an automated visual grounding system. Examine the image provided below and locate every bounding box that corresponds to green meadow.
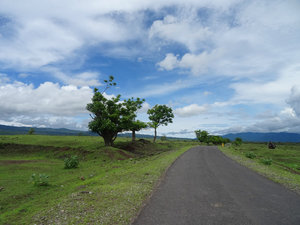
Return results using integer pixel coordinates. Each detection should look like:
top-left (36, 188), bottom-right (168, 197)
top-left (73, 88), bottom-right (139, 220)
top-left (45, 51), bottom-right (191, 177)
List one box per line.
top-left (220, 142), bottom-right (300, 194)
top-left (0, 135), bottom-right (197, 225)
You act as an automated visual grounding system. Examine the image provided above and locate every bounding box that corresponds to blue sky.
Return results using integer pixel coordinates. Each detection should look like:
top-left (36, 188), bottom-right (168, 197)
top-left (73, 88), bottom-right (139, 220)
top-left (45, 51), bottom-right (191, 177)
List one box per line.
top-left (0, 0), bottom-right (300, 138)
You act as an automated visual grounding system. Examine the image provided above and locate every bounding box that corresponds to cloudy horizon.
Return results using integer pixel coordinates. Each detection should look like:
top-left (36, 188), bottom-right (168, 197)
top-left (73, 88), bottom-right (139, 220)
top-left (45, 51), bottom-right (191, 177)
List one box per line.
top-left (0, 0), bottom-right (300, 138)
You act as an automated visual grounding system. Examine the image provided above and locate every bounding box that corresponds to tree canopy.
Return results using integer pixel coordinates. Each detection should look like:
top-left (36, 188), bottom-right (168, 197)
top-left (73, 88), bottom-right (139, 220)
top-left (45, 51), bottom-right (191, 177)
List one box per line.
top-left (147, 104), bottom-right (174, 142)
top-left (86, 76), bottom-right (147, 146)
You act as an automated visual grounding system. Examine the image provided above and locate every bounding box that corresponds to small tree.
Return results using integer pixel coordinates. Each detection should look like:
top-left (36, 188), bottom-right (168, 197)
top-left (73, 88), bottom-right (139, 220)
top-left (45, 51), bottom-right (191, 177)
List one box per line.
top-left (161, 135), bottom-right (167, 141)
top-left (233, 137), bottom-right (242, 146)
top-left (130, 120), bottom-right (148, 141)
top-left (28, 128), bottom-right (35, 135)
top-left (122, 98), bottom-right (146, 141)
top-left (147, 105), bottom-right (174, 143)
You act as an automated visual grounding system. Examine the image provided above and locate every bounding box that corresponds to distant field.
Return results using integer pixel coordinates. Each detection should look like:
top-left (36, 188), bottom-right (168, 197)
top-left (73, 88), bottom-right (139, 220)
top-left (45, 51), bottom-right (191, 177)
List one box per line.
top-left (220, 143), bottom-right (300, 194)
top-left (0, 135), bottom-right (197, 225)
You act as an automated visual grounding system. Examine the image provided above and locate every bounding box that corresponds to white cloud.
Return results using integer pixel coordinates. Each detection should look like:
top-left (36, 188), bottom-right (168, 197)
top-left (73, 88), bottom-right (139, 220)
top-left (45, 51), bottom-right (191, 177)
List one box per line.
top-left (138, 102), bottom-right (151, 113)
top-left (157, 53), bottom-right (179, 71)
top-left (0, 81), bottom-right (93, 117)
top-left (175, 104), bottom-right (208, 117)
top-left (287, 86), bottom-right (300, 117)
top-left (155, 1), bottom-right (300, 78)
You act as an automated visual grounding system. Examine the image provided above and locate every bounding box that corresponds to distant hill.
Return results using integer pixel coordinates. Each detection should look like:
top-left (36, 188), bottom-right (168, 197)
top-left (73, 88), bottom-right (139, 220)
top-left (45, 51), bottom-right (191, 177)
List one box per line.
top-left (0, 124), bottom-right (190, 140)
top-left (223, 132), bottom-right (300, 143)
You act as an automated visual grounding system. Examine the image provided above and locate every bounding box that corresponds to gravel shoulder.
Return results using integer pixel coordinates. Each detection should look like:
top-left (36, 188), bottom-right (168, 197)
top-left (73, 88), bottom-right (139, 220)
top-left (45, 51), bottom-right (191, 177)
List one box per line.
top-left (132, 146), bottom-right (300, 225)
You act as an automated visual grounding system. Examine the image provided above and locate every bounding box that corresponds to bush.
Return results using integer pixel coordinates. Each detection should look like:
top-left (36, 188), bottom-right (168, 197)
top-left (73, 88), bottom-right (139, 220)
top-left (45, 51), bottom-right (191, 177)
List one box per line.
top-left (64, 155), bottom-right (79, 169)
top-left (30, 173), bottom-right (49, 186)
top-left (245, 152), bottom-right (256, 159)
top-left (261, 158), bottom-right (272, 165)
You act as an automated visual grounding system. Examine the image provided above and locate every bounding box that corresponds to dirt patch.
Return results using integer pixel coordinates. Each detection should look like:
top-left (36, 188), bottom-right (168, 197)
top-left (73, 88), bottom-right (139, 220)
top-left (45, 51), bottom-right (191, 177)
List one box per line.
top-left (117, 150), bottom-right (133, 159)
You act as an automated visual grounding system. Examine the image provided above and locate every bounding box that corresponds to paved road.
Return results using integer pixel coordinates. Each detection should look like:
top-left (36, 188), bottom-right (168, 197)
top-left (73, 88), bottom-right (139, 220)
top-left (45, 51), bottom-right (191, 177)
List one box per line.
top-left (132, 146), bottom-right (300, 225)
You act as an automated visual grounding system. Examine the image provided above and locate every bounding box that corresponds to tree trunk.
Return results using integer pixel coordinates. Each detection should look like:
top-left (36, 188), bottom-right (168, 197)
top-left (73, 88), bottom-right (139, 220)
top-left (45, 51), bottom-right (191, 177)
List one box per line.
top-left (132, 130), bottom-right (136, 142)
top-left (102, 132), bottom-right (116, 146)
top-left (153, 127), bottom-right (157, 143)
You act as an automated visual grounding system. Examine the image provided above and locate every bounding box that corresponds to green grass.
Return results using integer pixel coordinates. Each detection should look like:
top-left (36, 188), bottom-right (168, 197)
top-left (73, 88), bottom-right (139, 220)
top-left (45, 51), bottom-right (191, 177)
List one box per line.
top-left (219, 143), bottom-right (300, 195)
top-left (0, 135), bottom-right (197, 224)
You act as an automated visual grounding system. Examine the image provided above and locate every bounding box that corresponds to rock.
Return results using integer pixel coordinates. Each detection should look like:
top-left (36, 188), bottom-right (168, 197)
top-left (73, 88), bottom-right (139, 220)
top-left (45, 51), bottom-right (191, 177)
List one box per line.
top-left (0, 187), bottom-right (4, 192)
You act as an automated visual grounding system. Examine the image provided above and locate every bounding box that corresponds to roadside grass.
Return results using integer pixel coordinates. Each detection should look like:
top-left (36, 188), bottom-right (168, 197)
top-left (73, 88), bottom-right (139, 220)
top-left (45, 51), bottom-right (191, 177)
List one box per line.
top-left (0, 135), bottom-right (197, 224)
top-left (219, 143), bottom-right (300, 195)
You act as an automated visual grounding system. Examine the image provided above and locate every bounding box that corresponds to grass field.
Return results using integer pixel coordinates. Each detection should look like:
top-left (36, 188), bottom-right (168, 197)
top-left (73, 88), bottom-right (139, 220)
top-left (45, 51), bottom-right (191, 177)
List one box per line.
top-left (219, 142), bottom-right (300, 194)
top-left (0, 135), bottom-right (197, 225)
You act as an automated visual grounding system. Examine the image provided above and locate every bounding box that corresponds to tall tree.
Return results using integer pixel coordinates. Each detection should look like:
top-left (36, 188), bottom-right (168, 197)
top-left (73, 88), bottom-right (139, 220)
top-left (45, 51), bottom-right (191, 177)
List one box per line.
top-left (147, 104), bottom-right (174, 143)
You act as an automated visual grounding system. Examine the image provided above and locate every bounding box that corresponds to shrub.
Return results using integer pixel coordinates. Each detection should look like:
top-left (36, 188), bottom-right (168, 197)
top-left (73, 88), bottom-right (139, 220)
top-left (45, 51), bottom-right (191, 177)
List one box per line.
top-left (64, 155), bottom-right (79, 169)
top-left (30, 173), bottom-right (49, 186)
top-left (245, 152), bottom-right (256, 159)
top-left (161, 135), bottom-right (167, 141)
top-left (261, 158), bottom-right (272, 165)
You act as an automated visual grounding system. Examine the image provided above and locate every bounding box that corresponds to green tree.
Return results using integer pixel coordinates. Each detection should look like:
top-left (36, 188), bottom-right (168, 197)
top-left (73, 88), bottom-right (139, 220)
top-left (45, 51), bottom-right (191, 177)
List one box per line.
top-left (147, 105), bottom-right (174, 143)
top-left (195, 130), bottom-right (209, 144)
top-left (86, 89), bottom-right (123, 146)
top-left (28, 128), bottom-right (35, 135)
top-left (130, 120), bottom-right (148, 141)
top-left (161, 135), bottom-right (167, 141)
top-left (233, 137), bottom-right (243, 146)
top-left (86, 76), bottom-right (146, 146)
top-left (122, 98), bottom-right (147, 141)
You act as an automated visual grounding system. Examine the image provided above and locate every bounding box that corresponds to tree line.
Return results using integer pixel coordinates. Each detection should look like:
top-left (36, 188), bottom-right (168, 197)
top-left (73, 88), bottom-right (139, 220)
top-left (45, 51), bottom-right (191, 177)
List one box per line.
top-left (86, 76), bottom-right (174, 146)
top-left (195, 130), bottom-right (242, 146)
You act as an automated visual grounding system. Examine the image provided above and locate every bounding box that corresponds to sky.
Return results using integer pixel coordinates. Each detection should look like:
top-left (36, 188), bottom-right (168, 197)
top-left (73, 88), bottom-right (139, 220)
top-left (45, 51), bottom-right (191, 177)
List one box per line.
top-left (0, 0), bottom-right (300, 138)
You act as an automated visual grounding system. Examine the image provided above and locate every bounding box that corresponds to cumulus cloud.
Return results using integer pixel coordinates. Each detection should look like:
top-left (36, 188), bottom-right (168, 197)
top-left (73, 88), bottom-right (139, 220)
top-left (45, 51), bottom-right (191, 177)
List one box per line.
top-left (287, 86), bottom-right (300, 117)
top-left (0, 81), bottom-right (93, 118)
top-left (155, 1), bottom-right (300, 77)
top-left (175, 104), bottom-right (208, 117)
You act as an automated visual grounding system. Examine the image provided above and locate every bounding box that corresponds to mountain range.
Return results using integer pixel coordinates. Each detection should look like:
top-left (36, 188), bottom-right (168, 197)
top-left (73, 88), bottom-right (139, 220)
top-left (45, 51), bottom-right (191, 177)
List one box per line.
top-left (0, 125), bottom-right (300, 142)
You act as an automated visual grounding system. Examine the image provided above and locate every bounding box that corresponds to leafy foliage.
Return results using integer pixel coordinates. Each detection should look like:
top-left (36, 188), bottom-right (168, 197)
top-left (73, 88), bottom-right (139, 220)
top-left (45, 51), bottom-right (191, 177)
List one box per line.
top-left (261, 158), bottom-right (273, 165)
top-left (30, 173), bottom-right (49, 186)
top-left (233, 137), bottom-right (243, 146)
top-left (147, 105), bottom-right (174, 142)
top-left (245, 151), bottom-right (257, 159)
top-left (195, 130), bottom-right (209, 144)
top-left (64, 155), bottom-right (79, 169)
top-left (161, 135), bottom-right (167, 141)
top-left (86, 76), bottom-right (147, 146)
top-left (28, 128), bottom-right (35, 135)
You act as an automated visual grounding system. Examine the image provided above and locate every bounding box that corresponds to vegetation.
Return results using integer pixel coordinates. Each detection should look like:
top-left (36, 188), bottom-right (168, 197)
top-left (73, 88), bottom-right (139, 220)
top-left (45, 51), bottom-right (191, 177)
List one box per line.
top-left (64, 155), bottom-right (79, 169)
top-left (86, 76), bottom-right (147, 146)
top-left (195, 129), bottom-right (230, 145)
top-left (148, 105), bottom-right (174, 142)
top-left (245, 151), bottom-right (256, 159)
top-left (30, 173), bottom-right (50, 186)
top-left (233, 137), bottom-right (243, 146)
top-left (219, 142), bottom-right (300, 194)
top-left (28, 128), bottom-right (35, 135)
top-left (0, 135), bottom-right (197, 224)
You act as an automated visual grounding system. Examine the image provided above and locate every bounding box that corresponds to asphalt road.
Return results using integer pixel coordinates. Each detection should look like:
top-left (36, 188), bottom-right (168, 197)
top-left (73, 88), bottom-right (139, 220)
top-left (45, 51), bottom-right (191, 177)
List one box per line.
top-left (132, 146), bottom-right (300, 225)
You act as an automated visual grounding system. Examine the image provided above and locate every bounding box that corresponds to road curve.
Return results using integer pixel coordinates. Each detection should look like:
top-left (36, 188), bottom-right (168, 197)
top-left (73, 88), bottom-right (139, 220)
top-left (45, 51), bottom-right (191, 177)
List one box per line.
top-left (132, 146), bottom-right (300, 225)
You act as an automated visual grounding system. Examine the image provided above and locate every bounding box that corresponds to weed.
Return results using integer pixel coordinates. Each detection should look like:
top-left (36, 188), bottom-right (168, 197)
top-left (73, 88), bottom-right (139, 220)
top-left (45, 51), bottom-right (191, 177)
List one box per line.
top-left (30, 173), bottom-right (49, 186)
top-left (261, 158), bottom-right (272, 165)
top-left (64, 155), bottom-right (79, 169)
top-left (245, 151), bottom-right (256, 159)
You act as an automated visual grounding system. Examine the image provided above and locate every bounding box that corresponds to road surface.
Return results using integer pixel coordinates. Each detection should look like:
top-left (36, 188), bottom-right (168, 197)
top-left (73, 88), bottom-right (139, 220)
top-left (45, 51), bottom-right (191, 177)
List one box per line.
top-left (132, 146), bottom-right (300, 225)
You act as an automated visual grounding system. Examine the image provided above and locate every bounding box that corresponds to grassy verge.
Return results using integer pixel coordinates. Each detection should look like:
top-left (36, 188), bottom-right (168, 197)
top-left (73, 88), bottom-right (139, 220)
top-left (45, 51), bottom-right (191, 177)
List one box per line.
top-left (219, 143), bottom-right (300, 195)
top-left (0, 135), bottom-right (196, 224)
